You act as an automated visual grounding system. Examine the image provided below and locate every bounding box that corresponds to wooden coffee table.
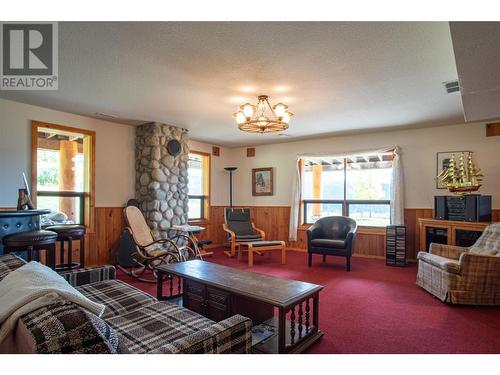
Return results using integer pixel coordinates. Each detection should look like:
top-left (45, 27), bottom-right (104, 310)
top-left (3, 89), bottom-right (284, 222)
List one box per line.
top-left (157, 260), bottom-right (323, 354)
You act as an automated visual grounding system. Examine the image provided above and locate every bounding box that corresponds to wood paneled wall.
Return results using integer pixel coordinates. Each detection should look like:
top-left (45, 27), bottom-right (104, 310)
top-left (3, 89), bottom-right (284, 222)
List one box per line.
top-left (201, 206), bottom-right (499, 261)
top-left (84, 207), bottom-right (124, 266)
top-left (83, 206), bottom-right (499, 266)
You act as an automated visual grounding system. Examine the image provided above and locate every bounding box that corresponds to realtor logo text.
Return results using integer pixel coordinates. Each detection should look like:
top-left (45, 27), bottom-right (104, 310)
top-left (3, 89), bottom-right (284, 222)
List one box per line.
top-left (1, 22), bottom-right (58, 90)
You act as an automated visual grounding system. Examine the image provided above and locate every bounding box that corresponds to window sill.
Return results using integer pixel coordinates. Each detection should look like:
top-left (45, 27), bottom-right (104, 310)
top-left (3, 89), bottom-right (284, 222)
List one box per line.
top-left (299, 224), bottom-right (387, 235)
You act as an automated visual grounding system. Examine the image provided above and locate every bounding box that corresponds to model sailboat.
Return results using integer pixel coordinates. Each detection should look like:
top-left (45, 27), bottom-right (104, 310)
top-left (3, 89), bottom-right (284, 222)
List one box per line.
top-left (436, 152), bottom-right (483, 194)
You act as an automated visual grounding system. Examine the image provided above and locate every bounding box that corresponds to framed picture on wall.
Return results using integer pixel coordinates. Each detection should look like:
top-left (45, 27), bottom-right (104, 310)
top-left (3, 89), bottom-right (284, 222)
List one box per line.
top-left (436, 151), bottom-right (470, 189)
top-left (252, 167), bottom-right (274, 196)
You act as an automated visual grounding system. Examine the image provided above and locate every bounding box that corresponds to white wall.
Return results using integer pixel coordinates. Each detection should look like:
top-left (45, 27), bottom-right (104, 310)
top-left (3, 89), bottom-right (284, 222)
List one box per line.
top-left (217, 122), bottom-right (500, 208)
top-left (2, 97), bottom-right (498, 211)
top-left (0, 98), bottom-right (135, 207)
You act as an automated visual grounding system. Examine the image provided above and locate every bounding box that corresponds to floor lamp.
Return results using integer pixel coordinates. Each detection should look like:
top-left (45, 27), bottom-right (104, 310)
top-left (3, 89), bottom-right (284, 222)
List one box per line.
top-left (224, 167), bottom-right (237, 208)
top-left (223, 167), bottom-right (237, 254)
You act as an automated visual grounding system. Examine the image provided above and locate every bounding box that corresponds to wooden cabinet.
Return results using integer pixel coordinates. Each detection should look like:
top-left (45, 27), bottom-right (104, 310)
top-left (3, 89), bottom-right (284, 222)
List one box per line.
top-left (418, 218), bottom-right (491, 252)
top-left (182, 278), bottom-right (273, 324)
top-left (183, 279), bottom-right (231, 322)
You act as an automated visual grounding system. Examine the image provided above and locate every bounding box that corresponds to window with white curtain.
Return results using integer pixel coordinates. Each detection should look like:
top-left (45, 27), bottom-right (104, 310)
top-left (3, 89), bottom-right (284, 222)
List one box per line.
top-left (301, 152), bottom-right (394, 226)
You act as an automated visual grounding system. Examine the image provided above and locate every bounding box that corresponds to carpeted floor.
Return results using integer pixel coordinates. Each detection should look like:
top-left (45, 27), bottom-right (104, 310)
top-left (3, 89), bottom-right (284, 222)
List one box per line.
top-left (117, 248), bottom-right (500, 354)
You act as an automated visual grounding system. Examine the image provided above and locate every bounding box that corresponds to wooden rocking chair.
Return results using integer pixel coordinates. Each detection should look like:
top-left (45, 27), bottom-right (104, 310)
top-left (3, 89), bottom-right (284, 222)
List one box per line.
top-left (119, 206), bottom-right (195, 283)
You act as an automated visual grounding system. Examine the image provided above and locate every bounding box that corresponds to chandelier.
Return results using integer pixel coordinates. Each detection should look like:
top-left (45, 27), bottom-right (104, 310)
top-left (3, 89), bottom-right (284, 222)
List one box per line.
top-left (233, 95), bottom-right (293, 133)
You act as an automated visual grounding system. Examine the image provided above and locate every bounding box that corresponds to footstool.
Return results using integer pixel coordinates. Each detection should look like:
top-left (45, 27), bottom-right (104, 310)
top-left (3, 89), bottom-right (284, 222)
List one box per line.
top-left (237, 240), bottom-right (286, 267)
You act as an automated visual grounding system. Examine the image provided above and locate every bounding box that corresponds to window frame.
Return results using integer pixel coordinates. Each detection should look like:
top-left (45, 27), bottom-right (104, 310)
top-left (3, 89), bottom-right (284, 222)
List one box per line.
top-left (187, 150), bottom-right (211, 223)
top-left (31, 121), bottom-right (95, 231)
top-left (301, 155), bottom-right (393, 227)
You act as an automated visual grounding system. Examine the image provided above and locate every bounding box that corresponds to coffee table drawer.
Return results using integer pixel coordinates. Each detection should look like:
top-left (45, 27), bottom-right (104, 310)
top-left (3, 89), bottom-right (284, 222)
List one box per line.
top-left (206, 287), bottom-right (231, 322)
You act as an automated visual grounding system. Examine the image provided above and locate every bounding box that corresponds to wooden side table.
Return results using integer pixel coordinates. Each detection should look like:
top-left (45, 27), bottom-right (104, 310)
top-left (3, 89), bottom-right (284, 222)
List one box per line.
top-left (171, 225), bottom-right (213, 259)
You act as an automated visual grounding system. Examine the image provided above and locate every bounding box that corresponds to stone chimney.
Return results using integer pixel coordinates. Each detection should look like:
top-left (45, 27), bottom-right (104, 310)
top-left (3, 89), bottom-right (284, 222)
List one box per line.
top-left (135, 122), bottom-right (189, 239)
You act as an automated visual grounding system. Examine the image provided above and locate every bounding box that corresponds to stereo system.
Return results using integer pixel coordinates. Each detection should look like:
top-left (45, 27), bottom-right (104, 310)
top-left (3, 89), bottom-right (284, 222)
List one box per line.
top-left (434, 195), bottom-right (492, 222)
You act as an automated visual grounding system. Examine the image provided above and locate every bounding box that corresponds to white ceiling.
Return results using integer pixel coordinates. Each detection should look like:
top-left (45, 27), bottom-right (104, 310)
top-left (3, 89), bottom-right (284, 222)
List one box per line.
top-left (0, 22), bottom-right (464, 147)
top-left (450, 22), bottom-right (500, 123)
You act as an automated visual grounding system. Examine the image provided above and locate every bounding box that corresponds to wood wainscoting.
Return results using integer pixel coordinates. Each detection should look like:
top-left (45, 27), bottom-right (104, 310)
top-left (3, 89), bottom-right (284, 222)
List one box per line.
top-left (202, 206), bottom-right (499, 261)
top-left (85, 207), bottom-right (124, 267)
top-left (38, 205), bottom-right (500, 267)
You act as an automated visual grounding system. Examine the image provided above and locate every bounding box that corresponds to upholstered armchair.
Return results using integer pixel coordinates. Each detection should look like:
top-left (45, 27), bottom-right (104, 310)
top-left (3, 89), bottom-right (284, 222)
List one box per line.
top-left (416, 222), bottom-right (500, 305)
top-left (307, 216), bottom-right (357, 271)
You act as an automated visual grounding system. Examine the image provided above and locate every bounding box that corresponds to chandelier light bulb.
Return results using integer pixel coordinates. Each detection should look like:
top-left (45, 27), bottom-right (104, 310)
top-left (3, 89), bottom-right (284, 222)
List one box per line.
top-left (235, 111), bottom-right (246, 124)
top-left (258, 116), bottom-right (268, 127)
top-left (282, 112), bottom-right (291, 124)
top-left (242, 103), bottom-right (254, 118)
top-left (274, 103), bottom-right (287, 118)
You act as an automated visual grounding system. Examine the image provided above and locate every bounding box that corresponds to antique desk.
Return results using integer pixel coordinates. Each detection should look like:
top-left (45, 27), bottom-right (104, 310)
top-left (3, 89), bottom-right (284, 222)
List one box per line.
top-left (157, 260), bottom-right (323, 353)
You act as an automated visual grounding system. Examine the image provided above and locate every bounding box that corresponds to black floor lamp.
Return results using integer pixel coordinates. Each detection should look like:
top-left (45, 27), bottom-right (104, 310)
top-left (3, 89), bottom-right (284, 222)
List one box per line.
top-left (224, 167), bottom-right (237, 209)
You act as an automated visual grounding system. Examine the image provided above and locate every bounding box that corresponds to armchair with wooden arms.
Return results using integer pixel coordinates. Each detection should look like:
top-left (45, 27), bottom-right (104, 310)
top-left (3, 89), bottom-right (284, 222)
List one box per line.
top-left (416, 222), bottom-right (500, 305)
top-left (222, 208), bottom-right (265, 257)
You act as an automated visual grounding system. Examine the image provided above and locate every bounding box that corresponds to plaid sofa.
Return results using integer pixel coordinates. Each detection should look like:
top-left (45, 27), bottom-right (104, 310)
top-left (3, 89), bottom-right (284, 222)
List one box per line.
top-left (416, 222), bottom-right (500, 305)
top-left (0, 254), bottom-right (252, 353)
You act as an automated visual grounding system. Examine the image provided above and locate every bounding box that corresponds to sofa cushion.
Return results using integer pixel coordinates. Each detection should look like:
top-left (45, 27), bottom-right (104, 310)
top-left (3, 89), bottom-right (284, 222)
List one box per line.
top-left (77, 279), bottom-right (157, 320)
top-left (469, 247), bottom-right (499, 256)
top-left (20, 301), bottom-right (125, 353)
top-left (469, 222), bottom-right (500, 255)
top-left (417, 252), bottom-right (461, 274)
top-left (0, 254), bottom-right (26, 282)
top-left (235, 234), bottom-right (262, 241)
top-left (59, 265), bottom-right (116, 287)
top-left (311, 238), bottom-right (347, 249)
top-left (107, 301), bottom-right (214, 353)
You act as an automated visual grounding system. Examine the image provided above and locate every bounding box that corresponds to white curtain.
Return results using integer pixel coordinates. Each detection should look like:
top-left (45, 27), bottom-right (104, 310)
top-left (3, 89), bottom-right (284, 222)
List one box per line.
top-left (288, 160), bottom-right (302, 241)
top-left (288, 146), bottom-right (405, 241)
top-left (390, 146), bottom-right (405, 225)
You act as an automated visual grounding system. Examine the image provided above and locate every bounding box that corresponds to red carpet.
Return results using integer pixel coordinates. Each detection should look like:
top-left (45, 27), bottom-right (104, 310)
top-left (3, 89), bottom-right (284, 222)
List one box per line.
top-left (117, 248), bottom-right (500, 354)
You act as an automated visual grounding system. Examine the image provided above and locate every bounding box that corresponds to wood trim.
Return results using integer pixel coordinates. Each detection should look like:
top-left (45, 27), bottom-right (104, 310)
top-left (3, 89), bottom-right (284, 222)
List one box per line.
top-left (31, 121), bottom-right (96, 232)
top-left (82, 204), bottom-right (500, 267)
top-left (189, 150), bottom-right (211, 222)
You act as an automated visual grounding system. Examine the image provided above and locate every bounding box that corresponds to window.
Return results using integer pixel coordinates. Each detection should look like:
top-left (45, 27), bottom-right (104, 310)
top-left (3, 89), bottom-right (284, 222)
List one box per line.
top-left (187, 151), bottom-right (210, 221)
top-left (32, 121), bottom-right (95, 227)
top-left (302, 153), bottom-right (393, 226)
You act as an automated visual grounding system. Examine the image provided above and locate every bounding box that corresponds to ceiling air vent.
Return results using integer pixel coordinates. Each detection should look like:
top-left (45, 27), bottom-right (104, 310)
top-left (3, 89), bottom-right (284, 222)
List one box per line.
top-left (95, 112), bottom-right (118, 119)
top-left (443, 80), bottom-right (460, 94)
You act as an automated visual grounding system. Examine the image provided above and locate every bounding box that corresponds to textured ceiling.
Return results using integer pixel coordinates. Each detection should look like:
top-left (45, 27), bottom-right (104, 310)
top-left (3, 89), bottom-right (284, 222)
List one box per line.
top-left (0, 22), bottom-right (464, 146)
top-left (450, 22), bottom-right (500, 122)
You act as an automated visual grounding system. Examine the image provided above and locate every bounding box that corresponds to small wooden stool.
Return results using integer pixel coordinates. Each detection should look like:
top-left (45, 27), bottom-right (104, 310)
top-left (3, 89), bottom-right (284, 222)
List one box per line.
top-left (45, 224), bottom-right (86, 270)
top-left (3, 230), bottom-right (58, 269)
top-left (238, 240), bottom-right (286, 267)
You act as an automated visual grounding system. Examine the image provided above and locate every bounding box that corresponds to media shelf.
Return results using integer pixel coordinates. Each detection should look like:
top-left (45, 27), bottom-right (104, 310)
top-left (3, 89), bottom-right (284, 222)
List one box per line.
top-left (418, 218), bottom-right (490, 252)
top-left (386, 225), bottom-right (407, 267)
